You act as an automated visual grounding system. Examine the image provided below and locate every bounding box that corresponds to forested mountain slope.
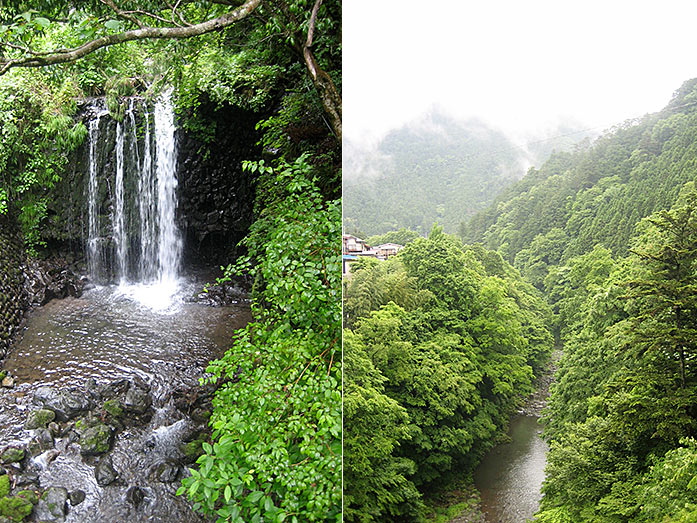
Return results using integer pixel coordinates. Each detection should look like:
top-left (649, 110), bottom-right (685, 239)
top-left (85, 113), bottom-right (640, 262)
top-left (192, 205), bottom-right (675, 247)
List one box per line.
top-left (343, 228), bottom-right (553, 521)
top-left (461, 78), bottom-right (697, 288)
top-left (344, 113), bottom-right (528, 236)
top-left (461, 78), bottom-right (697, 521)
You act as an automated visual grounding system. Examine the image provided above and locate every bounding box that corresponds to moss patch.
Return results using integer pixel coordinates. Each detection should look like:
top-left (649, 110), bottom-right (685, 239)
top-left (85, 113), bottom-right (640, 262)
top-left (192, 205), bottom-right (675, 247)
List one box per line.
top-left (24, 409), bottom-right (56, 430)
top-left (0, 477), bottom-right (8, 498)
top-left (102, 399), bottom-right (123, 418)
top-left (0, 495), bottom-right (34, 521)
top-left (0, 448), bottom-right (24, 464)
top-left (180, 439), bottom-right (205, 461)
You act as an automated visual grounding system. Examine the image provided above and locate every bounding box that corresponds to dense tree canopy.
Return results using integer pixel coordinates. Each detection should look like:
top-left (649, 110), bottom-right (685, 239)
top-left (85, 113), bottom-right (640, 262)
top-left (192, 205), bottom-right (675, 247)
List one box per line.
top-left (343, 227), bottom-right (553, 521)
top-left (0, 0), bottom-right (341, 140)
top-left (536, 186), bottom-right (697, 521)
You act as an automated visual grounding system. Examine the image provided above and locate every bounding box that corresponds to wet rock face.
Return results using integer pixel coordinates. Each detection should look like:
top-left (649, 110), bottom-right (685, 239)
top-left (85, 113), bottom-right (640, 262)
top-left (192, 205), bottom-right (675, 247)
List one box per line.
top-left (35, 486), bottom-right (69, 522)
top-left (33, 387), bottom-right (92, 422)
top-left (23, 259), bottom-right (84, 307)
top-left (177, 101), bottom-right (261, 266)
top-left (0, 214), bottom-right (27, 362)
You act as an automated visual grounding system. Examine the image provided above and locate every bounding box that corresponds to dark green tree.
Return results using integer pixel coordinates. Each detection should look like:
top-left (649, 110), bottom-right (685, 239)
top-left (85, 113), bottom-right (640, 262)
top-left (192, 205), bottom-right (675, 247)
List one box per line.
top-left (627, 183), bottom-right (697, 386)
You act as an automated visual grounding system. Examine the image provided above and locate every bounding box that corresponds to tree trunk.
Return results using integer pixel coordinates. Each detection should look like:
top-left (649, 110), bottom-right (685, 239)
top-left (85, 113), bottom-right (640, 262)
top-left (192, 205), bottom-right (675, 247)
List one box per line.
top-left (301, 0), bottom-right (341, 141)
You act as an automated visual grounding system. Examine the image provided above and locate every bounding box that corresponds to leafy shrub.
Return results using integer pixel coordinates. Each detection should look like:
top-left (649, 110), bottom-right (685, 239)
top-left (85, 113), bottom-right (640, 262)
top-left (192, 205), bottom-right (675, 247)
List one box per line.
top-left (179, 155), bottom-right (341, 522)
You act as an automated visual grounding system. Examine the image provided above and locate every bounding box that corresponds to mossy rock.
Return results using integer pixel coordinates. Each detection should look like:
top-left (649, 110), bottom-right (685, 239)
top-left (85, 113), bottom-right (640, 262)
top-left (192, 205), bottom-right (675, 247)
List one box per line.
top-left (14, 491), bottom-right (37, 506)
top-left (24, 409), bottom-right (56, 430)
top-left (101, 399), bottom-right (123, 418)
top-left (0, 448), bottom-right (24, 464)
top-left (180, 439), bottom-right (204, 462)
top-left (0, 477), bottom-right (8, 498)
top-left (0, 495), bottom-right (33, 522)
top-left (79, 424), bottom-right (113, 456)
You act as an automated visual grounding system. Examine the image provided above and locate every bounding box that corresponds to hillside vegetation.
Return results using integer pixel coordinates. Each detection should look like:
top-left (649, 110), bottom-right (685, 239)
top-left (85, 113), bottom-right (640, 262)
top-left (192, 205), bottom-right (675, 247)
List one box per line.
top-left (343, 113), bottom-right (525, 236)
top-left (462, 78), bottom-right (697, 521)
top-left (343, 227), bottom-right (553, 521)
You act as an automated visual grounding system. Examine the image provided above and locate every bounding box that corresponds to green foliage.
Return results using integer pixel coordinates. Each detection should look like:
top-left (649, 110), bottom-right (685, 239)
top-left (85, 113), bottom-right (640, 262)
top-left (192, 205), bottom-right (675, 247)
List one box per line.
top-left (366, 228), bottom-right (422, 247)
top-left (638, 438), bottom-right (697, 521)
top-left (342, 256), bottom-right (433, 329)
top-left (0, 70), bottom-right (86, 252)
top-left (180, 156), bottom-right (341, 522)
top-left (343, 227), bottom-right (553, 521)
top-left (343, 330), bottom-right (422, 522)
top-left (0, 476), bottom-right (8, 498)
top-left (538, 188), bottom-right (697, 520)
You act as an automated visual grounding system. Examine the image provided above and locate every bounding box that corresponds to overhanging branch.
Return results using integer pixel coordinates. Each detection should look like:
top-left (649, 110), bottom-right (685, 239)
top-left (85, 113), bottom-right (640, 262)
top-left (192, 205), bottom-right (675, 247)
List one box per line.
top-left (0, 0), bottom-right (262, 75)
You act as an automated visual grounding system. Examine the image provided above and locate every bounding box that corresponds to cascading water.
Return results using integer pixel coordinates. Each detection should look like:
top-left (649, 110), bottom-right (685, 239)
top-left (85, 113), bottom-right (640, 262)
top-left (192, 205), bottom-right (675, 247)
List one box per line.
top-left (85, 91), bottom-right (183, 309)
top-left (138, 108), bottom-right (157, 282)
top-left (87, 103), bottom-right (110, 282)
top-left (153, 90), bottom-right (182, 286)
top-left (113, 119), bottom-right (127, 284)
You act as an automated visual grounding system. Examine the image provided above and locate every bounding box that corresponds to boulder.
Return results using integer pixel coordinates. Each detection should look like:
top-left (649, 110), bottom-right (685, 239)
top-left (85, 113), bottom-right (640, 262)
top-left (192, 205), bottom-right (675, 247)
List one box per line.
top-left (0, 447), bottom-right (25, 464)
top-left (79, 424), bottom-right (113, 456)
top-left (34, 486), bottom-right (68, 522)
top-left (68, 489), bottom-right (85, 506)
top-left (154, 460), bottom-right (180, 483)
top-left (126, 486), bottom-right (145, 507)
top-left (123, 386), bottom-right (151, 415)
top-left (25, 409), bottom-right (56, 430)
top-left (33, 387), bottom-right (91, 422)
top-left (94, 456), bottom-right (118, 487)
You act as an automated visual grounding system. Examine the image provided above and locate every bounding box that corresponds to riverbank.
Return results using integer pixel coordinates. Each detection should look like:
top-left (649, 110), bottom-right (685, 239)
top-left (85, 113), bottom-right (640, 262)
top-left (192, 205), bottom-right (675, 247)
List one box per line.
top-left (0, 281), bottom-right (250, 522)
top-left (426, 481), bottom-right (486, 523)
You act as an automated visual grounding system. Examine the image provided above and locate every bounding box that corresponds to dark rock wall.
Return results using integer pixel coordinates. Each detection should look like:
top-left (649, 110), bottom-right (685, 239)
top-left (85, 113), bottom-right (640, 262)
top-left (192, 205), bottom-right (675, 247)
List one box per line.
top-left (0, 213), bottom-right (26, 359)
top-left (177, 102), bottom-right (259, 266)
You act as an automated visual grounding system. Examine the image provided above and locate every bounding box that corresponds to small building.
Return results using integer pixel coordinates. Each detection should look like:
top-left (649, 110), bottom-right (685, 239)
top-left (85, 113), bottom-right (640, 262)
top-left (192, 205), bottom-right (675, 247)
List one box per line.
top-left (342, 254), bottom-right (359, 279)
top-left (374, 243), bottom-right (404, 259)
top-left (343, 234), bottom-right (368, 254)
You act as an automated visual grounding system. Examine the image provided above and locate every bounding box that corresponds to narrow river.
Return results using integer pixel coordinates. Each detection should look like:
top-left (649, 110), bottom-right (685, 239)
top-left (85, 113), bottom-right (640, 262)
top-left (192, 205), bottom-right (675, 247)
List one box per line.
top-left (473, 415), bottom-right (548, 522)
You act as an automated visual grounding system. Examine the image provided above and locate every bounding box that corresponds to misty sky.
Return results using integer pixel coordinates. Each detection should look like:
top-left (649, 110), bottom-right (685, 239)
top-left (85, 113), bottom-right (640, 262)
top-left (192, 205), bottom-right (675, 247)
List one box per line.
top-left (344, 1), bottom-right (697, 145)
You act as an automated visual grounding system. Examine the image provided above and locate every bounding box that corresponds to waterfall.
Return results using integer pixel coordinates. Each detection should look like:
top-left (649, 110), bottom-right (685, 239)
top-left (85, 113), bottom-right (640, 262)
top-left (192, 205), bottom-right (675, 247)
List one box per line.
top-left (87, 103), bottom-right (109, 283)
top-left (85, 91), bottom-right (183, 308)
top-left (153, 90), bottom-right (182, 286)
top-left (113, 118), bottom-right (127, 283)
top-left (138, 108), bottom-right (157, 282)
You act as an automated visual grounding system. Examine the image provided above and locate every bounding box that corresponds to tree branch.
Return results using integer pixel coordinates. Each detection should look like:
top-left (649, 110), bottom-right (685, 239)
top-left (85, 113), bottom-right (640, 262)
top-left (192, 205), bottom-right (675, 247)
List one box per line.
top-left (300, 0), bottom-right (341, 140)
top-left (0, 0), bottom-right (261, 75)
top-left (99, 0), bottom-right (146, 29)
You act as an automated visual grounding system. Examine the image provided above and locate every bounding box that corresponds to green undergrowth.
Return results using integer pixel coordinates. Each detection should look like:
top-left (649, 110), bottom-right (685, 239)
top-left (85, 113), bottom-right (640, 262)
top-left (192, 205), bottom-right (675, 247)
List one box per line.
top-left (179, 155), bottom-right (341, 522)
top-left (424, 479), bottom-right (483, 523)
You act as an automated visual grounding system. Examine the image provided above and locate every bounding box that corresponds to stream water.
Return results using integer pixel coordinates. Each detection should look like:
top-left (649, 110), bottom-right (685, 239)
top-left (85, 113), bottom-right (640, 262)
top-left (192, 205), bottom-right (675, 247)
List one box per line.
top-left (0, 282), bottom-right (251, 522)
top-left (474, 415), bottom-right (548, 522)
